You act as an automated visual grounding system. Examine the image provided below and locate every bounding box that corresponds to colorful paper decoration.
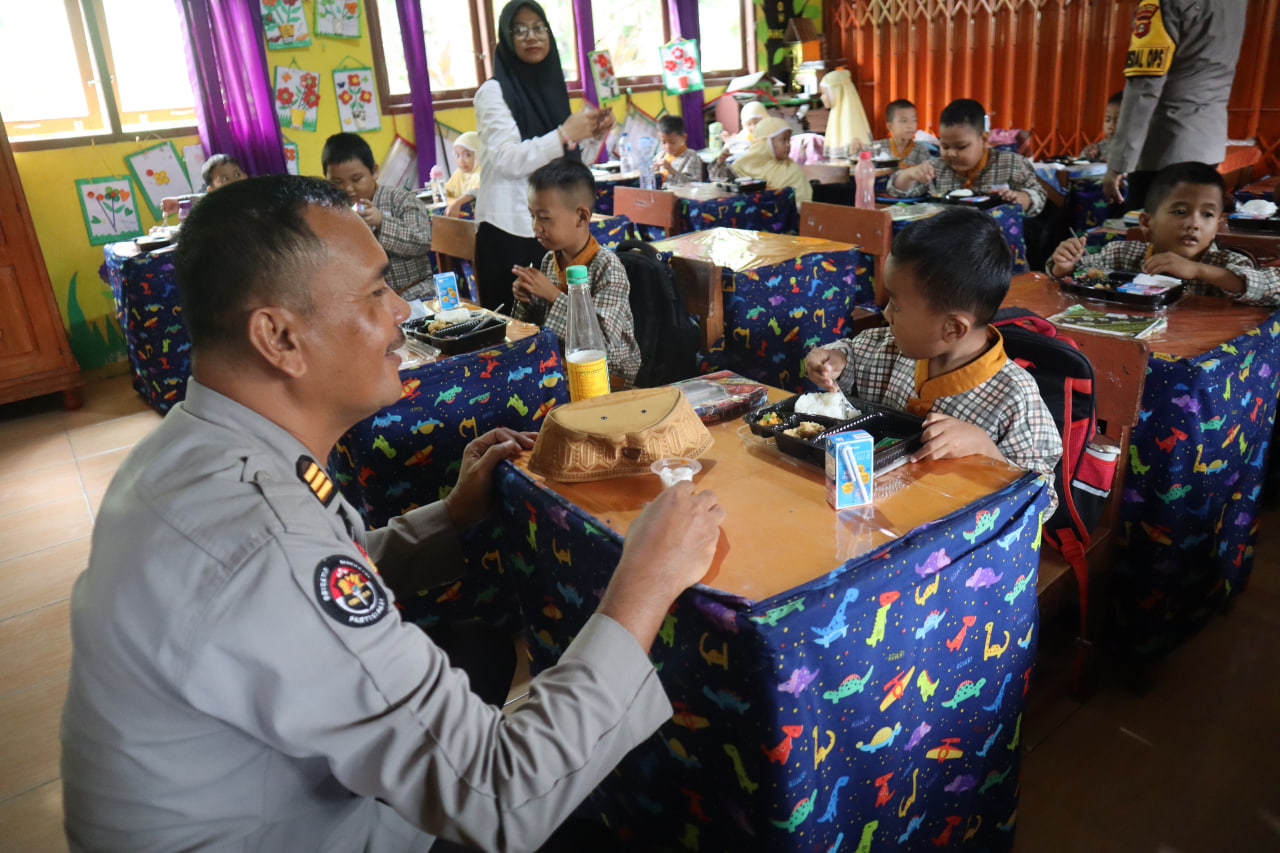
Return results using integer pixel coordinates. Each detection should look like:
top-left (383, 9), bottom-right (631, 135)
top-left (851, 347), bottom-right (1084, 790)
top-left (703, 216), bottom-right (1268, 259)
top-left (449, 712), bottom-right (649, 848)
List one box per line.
top-left (274, 65), bottom-right (320, 131)
top-left (262, 0), bottom-right (311, 49)
top-left (76, 176), bottom-right (143, 245)
top-left (124, 141), bottom-right (194, 220)
top-left (588, 50), bottom-right (622, 103)
top-left (659, 38), bottom-right (704, 95)
top-left (316, 0), bottom-right (361, 38)
top-left (182, 144), bottom-right (206, 190)
top-left (284, 141), bottom-right (299, 175)
top-left (333, 68), bottom-right (381, 133)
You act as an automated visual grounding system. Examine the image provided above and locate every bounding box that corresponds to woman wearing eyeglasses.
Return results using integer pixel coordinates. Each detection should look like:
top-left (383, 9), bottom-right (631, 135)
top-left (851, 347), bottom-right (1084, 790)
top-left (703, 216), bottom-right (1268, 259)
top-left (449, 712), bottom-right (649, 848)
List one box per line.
top-left (466, 0), bottom-right (613, 310)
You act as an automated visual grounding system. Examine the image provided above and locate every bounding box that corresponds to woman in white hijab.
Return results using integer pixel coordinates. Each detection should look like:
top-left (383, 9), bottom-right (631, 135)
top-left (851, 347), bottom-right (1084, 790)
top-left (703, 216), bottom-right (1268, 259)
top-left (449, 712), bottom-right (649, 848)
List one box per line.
top-left (820, 69), bottom-right (872, 157)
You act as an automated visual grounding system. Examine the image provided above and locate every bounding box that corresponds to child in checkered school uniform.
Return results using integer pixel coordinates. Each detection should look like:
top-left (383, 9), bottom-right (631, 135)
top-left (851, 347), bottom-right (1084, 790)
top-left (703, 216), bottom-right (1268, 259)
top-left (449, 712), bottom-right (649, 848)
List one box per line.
top-left (805, 207), bottom-right (1062, 508)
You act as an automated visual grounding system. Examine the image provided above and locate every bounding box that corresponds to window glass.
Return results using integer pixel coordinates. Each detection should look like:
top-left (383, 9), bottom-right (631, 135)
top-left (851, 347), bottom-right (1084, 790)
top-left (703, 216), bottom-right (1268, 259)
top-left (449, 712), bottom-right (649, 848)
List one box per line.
top-left (590, 0), bottom-right (665, 78)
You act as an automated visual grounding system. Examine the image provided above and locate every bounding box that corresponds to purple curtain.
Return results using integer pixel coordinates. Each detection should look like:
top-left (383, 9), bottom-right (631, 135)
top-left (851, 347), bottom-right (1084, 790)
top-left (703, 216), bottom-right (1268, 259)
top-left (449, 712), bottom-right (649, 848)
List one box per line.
top-left (396, 0), bottom-right (436, 182)
top-left (571, 0), bottom-right (597, 105)
top-left (176, 0), bottom-right (286, 178)
top-left (667, 0), bottom-right (705, 148)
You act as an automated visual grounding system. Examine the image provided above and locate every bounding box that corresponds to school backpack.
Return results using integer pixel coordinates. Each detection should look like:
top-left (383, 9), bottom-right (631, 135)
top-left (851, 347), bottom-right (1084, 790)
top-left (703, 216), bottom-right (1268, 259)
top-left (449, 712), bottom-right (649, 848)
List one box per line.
top-left (615, 240), bottom-right (701, 387)
top-left (992, 308), bottom-right (1118, 623)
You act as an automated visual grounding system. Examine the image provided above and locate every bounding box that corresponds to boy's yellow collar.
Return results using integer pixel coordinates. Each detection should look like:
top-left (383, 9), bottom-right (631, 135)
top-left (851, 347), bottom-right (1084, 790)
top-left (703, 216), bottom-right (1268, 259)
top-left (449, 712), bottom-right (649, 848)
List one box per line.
top-left (905, 327), bottom-right (1007, 417)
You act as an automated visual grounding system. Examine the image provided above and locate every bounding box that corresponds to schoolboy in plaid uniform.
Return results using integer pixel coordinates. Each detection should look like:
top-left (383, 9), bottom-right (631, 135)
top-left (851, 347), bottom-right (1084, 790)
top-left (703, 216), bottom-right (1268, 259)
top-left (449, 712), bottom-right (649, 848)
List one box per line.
top-left (1049, 161), bottom-right (1280, 307)
top-left (512, 158), bottom-right (642, 388)
top-left (873, 99), bottom-right (930, 168)
top-left (890, 99), bottom-right (1047, 217)
top-left (807, 207), bottom-right (1061, 509)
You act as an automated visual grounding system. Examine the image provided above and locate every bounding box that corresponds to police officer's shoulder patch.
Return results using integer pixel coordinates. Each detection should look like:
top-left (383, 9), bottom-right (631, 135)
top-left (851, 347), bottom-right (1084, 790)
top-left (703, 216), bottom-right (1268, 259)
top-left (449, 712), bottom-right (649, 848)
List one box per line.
top-left (314, 554), bottom-right (389, 628)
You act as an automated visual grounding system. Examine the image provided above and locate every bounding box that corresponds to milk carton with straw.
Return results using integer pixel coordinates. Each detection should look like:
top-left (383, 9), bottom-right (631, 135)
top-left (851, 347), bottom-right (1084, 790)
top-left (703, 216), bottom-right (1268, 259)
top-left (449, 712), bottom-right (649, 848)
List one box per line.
top-left (826, 431), bottom-right (874, 509)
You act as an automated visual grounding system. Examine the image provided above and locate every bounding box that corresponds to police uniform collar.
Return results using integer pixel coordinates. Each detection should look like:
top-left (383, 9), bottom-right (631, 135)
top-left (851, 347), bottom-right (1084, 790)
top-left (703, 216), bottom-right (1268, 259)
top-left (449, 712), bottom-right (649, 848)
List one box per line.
top-left (182, 380), bottom-right (326, 481)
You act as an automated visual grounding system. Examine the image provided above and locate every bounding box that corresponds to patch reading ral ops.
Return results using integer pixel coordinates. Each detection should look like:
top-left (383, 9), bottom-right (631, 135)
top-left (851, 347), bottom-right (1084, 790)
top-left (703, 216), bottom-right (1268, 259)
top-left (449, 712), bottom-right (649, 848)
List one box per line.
top-left (314, 555), bottom-right (388, 628)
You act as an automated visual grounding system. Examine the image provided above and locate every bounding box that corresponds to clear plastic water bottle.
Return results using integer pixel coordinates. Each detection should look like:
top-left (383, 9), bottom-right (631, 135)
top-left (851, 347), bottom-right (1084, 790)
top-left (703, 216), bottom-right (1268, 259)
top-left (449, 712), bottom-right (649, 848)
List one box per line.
top-left (640, 161), bottom-right (657, 191)
top-left (855, 150), bottom-right (875, 209)
top-left (564, 265), bottom-right (611, 402)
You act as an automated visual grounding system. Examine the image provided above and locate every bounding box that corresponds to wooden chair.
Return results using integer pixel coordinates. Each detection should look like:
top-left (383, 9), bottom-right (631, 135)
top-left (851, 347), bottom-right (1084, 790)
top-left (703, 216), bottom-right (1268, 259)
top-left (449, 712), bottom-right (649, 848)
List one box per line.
top-left (798, 201), bottom-right (893, 307)
top-left (666, 256), bottom-right (725, 354)
top-left (1036, 307), bottom-right (1149, 699)
top-left (430, 214), bottom-right (477, 276)
top-left (613, 186), bottom-right (680, 238)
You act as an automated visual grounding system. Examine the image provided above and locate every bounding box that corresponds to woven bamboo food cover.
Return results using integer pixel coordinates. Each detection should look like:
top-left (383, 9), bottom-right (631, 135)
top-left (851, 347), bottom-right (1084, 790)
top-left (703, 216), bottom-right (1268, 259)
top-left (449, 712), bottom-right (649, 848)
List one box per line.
top-left (528, 387), bottom-right (713, 482)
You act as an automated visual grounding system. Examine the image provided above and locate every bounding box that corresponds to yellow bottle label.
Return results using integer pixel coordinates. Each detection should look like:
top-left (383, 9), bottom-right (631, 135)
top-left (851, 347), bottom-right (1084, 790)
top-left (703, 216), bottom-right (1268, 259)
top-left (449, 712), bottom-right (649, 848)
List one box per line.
top-left (567, 351), bottom-right (610, 401)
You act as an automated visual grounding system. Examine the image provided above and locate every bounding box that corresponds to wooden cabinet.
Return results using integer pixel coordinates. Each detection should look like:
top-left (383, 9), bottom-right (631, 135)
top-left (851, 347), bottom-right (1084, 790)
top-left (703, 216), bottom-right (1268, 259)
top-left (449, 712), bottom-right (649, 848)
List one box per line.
top-left (0, 125), bottom-right (82, 409)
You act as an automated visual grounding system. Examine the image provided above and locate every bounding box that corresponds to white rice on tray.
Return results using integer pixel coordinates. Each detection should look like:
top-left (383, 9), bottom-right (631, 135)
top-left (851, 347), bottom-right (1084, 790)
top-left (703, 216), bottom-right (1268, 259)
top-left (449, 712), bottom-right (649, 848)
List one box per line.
top-left (795, 391), bottom-right (861, 420)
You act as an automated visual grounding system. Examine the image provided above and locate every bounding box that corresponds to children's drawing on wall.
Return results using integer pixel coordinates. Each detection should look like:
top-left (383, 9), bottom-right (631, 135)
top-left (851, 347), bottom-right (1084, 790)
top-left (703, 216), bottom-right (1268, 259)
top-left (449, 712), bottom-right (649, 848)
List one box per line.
top-left (316, 0), bottom-right (361, 38)
top-left (659, 39), bottom-right (704, 95)
top-left (333, 68), bottom-right (380, 133)
top-left (588, 50), bottom-right (622, 103)
top-left (275, 66), bottom-right (320, 131)
top-left (124, 141), bottom-right (195, 220)
top-left (284, 141), bottom-right (300, 175)
top-left (76, 176), bottom-right (143, 246)
top-left (262, 0), bottom-right (311, 49)
top-left (182, 144), bottom-right (207, 190)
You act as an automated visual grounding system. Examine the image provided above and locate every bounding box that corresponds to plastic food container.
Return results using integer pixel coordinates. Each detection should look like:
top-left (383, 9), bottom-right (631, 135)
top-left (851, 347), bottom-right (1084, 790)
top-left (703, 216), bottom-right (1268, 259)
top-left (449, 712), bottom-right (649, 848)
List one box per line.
top-left (650, 457), bottom-right (702, 488)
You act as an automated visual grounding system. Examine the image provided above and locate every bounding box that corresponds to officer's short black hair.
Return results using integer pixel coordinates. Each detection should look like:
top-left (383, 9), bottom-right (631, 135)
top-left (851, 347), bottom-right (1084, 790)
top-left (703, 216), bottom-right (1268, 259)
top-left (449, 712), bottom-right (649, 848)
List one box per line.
top-left (321, 132), bottom-right (376, 173)
top-left (201, 153), bottom-right (243, 189)
top-left (528, 157), bottom-right (596, 209)
top-left (886, 99), bottom-right (916, 122)
top-left (939, 98), bottom-right (986, 135)
top-left (176, 175), bottom-right (350, 352)
top-left (1145, 161), bottom-right (1226, 212)
top-left (657, 114), bottom-right (686, 136)
top-left (890, 206), bottom-right (1011, 326)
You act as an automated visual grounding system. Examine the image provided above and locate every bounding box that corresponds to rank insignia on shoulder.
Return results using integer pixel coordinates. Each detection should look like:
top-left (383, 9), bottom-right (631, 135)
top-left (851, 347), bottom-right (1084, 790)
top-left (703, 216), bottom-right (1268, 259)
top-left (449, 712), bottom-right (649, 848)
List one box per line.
top-left (315, 555), bottom-right (389, 627)
top-left (297, 456), bottom-right (336, 506)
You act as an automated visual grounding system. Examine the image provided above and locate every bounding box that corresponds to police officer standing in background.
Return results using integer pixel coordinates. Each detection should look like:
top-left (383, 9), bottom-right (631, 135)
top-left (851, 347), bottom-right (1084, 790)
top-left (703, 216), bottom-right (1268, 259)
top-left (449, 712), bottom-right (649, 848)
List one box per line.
top-left (60, 175), bottom-right (725, 853)
top-left (1103, 0), bottom-right (1244, 210)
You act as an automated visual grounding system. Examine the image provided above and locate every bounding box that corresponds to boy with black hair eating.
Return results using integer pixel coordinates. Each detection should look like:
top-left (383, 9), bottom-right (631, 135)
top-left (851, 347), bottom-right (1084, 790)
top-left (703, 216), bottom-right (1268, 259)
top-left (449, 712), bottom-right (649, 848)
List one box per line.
top-left (806, 207), bottom-right (1061, 507)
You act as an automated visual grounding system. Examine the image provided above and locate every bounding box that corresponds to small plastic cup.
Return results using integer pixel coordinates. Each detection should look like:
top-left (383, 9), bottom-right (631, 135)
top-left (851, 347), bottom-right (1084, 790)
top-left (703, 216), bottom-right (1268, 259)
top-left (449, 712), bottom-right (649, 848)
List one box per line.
top-left (650, 457), bottom-right (702, 488)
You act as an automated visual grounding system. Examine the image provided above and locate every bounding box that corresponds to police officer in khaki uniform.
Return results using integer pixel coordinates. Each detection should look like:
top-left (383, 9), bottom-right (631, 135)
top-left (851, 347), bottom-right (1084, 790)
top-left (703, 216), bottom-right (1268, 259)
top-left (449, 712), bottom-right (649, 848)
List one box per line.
top-left (1104, 0), bottom-right (1245, 209)
top-left (60, 176), bottom-right (725, 853)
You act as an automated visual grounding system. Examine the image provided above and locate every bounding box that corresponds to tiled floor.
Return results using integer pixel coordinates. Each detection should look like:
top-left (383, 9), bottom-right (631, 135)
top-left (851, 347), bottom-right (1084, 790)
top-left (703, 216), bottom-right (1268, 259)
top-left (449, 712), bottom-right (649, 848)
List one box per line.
top-left (0, 375), bottom-right (1276, 852)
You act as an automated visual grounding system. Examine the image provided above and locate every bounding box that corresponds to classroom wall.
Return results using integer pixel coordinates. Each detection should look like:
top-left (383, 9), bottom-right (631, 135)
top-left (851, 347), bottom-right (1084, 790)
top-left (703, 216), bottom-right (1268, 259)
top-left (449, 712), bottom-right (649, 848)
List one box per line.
top-left (824, 0), bottom-right (1280, 171)
top-left (10, 6), bottom-right (738, 375)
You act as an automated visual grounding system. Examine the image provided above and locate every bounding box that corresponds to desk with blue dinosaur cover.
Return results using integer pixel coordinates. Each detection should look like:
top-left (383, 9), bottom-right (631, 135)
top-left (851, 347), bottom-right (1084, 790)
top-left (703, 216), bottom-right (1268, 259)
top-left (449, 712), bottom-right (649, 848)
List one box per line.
top-left (488, 417), bottom-right (1051, 852)
top-left (1005, 276), bottom-right (1280, 658)
top-left (102, 243), bottom-right (190, 414)
top-left (330, 330), bottom-right (569, 625)
top-left (653, 229), bottom-right (875, 393)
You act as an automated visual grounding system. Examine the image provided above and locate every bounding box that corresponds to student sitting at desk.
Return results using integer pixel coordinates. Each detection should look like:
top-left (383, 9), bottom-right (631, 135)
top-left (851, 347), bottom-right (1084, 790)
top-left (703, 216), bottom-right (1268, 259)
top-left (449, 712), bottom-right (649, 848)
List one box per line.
top-left (873, 99), bottom-right (930, 168)
top-left (1080, 91), bottom-right (1123, 162)
top-left (323, 132), bottom-right (435, 301)
top-left (720, 101), bottom-right (769, 156)
top-left (511, 158), bottom-right (641, 388)
top-left (889, 98), bottom-right (1046, 217)
top-left (1048, 161), bottom-right (1280, 306)
top-left (159, 154), bottom-right (247, 215)
top-left (709, 117), bottom-right (813, 204)
top-left (443, 131), bottom-right (483, 202)
top-left (653, 115), bottom-right (703, 187)
top-left (805, 207), bottom-right (1062, 507)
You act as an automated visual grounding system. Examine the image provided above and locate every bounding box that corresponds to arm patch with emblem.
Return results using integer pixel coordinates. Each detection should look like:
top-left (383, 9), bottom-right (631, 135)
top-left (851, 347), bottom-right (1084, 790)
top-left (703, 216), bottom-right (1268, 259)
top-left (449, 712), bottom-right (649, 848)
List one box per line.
top-left (315, 555), bottom-right (389, 627)
top-left (1125, 0), bottom-right (1176, 77)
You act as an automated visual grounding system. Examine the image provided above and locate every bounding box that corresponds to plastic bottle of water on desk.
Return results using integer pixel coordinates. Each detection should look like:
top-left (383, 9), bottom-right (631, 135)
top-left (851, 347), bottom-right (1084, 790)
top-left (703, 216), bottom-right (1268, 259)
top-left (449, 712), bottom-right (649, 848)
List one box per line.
top-left (564, 265), bottom-right (611, 402)
top-left (855, 150), bottom-right (875, 209)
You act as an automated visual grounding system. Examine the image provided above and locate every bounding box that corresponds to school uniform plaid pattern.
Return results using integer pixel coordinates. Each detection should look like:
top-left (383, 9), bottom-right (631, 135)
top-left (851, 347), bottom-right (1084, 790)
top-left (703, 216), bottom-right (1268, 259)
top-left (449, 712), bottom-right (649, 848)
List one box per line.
top-left (822, 327), bottom-right (1062, 509)
top-left (512, 246), bottom-right (642, 388)
top-left (873, 139), bottom-right (931, 168)
top-left (1078, 137), bottom-right (1112, 161)
top-left (372, 184), bottom-right (435, 299)
top-left (655, 148), bottom-right (704, 186)
top-left (889, 147), bottom-right (1048, 216)
top-left (1063, 239), bottom-right (1280, 307)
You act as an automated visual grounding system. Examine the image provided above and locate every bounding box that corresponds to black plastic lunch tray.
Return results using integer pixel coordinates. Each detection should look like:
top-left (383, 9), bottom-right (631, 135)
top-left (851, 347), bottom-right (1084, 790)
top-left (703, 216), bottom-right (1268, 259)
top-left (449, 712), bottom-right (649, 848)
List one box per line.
top-left (930, 194), bottom-right (1004, 210)
top-left (744, 395), bottom-right (925, 469)
top-left (1057, 270), bottom-right (1185, 308)
top-left (404, 313), bottom-right (508, 355)
top-left (1227, 214), bottom-right (1280, 234)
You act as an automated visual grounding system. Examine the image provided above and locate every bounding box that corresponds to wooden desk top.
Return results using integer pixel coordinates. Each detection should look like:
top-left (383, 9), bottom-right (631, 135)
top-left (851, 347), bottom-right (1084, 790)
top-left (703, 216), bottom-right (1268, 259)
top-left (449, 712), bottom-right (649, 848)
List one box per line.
top-left (651, 227), bottom-right (859, 272)
top-left (1004, 273), bottom-right (1274, 359)
top-left (515, 388), bottom-right (1024, 601)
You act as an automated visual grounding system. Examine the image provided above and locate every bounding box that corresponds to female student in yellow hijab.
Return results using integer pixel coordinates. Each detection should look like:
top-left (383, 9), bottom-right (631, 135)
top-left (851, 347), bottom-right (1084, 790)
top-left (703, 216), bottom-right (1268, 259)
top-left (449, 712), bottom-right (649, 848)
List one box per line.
top-left (443, 131), bottom-right (484, 201)
top-left (820, 69), bottom-right (872, 156)
top-left (725, 117), bottom-right (813, 204)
